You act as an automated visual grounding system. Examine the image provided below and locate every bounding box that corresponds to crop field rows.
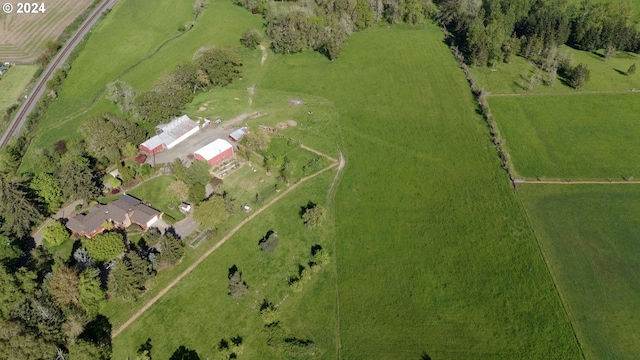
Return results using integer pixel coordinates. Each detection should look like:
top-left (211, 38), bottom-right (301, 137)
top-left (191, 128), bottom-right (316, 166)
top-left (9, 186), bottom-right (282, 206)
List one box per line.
top-left (0, 0), bottom-right (93, 63)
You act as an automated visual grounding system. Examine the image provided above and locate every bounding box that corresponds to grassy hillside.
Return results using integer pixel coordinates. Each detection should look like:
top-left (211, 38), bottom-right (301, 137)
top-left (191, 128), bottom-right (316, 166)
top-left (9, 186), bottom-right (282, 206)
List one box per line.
top-left (519, 184), bottom-right (640, 359)
top-left (489, 93), bottom-right (640, 179)
top-left (259, 25), bottom-right (581, 358)
top-left (0, 65), bottom-right (37, 113)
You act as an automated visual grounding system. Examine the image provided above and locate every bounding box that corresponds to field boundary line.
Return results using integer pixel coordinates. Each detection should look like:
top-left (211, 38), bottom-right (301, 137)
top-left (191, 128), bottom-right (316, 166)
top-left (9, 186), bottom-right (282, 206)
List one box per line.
top-left (488, 89), bottom-right (640, 97)
top-left (112, 146), bottom-right (338, 339)
top-left (514, 189), bottom-right (587, 359)
top-left (518, 179), bottom-right (640, 184)
top-left (326, 151), bottom-right (345, 359)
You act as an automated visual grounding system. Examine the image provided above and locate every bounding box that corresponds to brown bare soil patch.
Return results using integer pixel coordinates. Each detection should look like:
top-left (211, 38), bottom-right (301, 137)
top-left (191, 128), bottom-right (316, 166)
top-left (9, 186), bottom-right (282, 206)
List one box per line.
top-left (0, 0), bottom-right (93, 63)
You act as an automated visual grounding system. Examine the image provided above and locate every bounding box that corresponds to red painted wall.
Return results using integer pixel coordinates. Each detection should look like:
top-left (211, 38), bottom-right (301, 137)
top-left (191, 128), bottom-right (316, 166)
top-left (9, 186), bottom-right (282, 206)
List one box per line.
top-left (207, 147), bottom-right (233, 166)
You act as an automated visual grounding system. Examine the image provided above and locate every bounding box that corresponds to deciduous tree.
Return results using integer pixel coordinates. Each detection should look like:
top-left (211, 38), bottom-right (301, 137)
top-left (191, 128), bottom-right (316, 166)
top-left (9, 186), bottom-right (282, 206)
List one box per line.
top-left (42, 221), bottom-right (69, 248)
top-left (185, 160), bottom-right (212, 186)
top-left (301, 203), bottom-right (325, 228)
top-left (80, 113), bottom-right (146, 163)
top-left (167, 180), bottom-right (190, 202)
top-left (29, 173), bottom-right (62, 213)
top-left (83, 232), bottom-right (125, 263)
top-left (194, 195), bottom-right (229, 229)
top-left (194, 47), bottom-right (243, 87)
top-left (243, 129), bottom-right (271, 152)
top-left (240, 28), bottom-right (262, 49)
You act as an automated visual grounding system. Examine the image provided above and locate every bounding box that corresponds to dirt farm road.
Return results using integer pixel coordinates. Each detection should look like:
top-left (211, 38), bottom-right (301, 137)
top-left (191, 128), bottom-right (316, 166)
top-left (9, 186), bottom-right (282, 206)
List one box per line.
top-left (112, 146), bottom-right (339, 338)
top-left (0, 0), bottom-right (117, 148)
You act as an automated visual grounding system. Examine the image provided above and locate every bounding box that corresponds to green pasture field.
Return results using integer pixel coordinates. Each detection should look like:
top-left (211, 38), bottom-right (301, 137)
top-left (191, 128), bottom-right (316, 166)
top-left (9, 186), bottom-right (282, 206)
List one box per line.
top-left (111, 171), bottom-right (339, 359)
top-left (518, 184), bottom-right (640, 359)
top-left (471, 45), bottom-right (640, 95)
top-left (489, 93), bottom-right (640, 179)
top-left (0, 65), bottom-right (37, 114)
top-left (257, 25), bottom-right (580, 359)
top-left (127, 175), bottom-right (186, 222)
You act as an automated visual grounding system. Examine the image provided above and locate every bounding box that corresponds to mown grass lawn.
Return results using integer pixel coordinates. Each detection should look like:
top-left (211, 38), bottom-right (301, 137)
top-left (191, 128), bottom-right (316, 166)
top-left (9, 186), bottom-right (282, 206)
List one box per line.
top-left (0, 65), bottom-right (37, 114)
top-left (518, 184), bottom-right (640, 360)
top-left (127, 175), bottom-right (186, 222)
top-left (489, 93), bottom-right (640, 179)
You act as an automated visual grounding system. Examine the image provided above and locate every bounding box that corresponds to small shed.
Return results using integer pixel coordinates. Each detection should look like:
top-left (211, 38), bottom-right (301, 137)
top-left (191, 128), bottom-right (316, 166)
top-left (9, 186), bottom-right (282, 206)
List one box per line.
top-left (140, 136), bottom-right (164, 154)
top-left (229, 128), bottom-right (246, 142)
top-left (194, 139), bottom-right (234, 166)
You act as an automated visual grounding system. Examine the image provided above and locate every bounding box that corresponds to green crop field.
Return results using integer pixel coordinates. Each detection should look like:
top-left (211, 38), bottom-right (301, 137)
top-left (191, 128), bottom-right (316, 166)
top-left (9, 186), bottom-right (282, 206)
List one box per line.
top-left (489, 93), bottom-right (640, 179)
top-left (0, 65), bottom-right (37, 114)
top-left (111, 22), bottom-right (581, 358)
top-left (518, 184), bottom-right (640, 359)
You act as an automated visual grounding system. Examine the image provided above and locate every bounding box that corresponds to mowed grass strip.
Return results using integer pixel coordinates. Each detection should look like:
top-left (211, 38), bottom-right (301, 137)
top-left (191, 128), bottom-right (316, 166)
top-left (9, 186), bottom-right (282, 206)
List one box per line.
top-left (261, 25), bottom-right (581, 358)
top-left (0, 65), bottom-right (37, 113)
top-left (518, 184), bottom-right (640, 359)
top-left (490, 93), bottom-right (640, 180)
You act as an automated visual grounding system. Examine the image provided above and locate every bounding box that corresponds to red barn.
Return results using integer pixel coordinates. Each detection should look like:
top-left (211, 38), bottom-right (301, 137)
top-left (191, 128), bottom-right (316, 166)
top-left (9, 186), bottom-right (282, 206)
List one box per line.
top-left (139, 136), bottom-right (164, 155)
top-left (194, 139), bottom-right (234, 166)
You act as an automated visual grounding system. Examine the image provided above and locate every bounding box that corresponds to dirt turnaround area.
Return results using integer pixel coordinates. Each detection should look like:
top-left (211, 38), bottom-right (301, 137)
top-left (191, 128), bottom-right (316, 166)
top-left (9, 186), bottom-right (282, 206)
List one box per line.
top-left (0, 0), bottom-right (93, 63)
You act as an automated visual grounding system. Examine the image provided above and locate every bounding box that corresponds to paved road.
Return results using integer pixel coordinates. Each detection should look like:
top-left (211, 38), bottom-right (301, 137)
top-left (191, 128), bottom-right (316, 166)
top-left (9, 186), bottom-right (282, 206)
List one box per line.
top-left (31, 200), bottom-right (84, 246)
top-left (0, 0), bottom-right (118, 147)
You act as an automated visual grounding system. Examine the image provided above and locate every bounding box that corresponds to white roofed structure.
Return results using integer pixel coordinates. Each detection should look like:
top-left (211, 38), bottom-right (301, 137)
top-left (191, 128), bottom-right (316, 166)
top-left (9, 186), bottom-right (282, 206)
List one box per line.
top-left (140, 115), bottom-right (200, 154)
top-left (194, 139), bottom-right (234, 166)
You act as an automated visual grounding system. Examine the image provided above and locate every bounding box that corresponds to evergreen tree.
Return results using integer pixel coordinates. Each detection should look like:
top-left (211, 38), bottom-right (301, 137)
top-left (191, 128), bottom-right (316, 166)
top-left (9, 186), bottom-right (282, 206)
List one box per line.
top-left (228, 269), bottom-right (249, 299)
top-left (160, 233), bottom-right (185, 265)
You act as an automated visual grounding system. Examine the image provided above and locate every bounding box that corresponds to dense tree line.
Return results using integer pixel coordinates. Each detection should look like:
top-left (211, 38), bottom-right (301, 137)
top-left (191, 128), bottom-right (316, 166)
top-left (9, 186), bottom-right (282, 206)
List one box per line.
top-left (435, 0), bottom-right (640, 66)
top-left (0, 244), bottom-right (111, 358)
top-left (235, 0), bottom-right (436, 59)
top-left (133, 46), bottom-right (242, 124)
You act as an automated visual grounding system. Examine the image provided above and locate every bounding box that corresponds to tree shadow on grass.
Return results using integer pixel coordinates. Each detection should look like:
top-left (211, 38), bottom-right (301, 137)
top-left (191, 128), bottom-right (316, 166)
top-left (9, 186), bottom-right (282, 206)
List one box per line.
top-left (420, 351), bottom-right (432, 360)
top-left (298, 201), bottom-right (317, 218)
top-left (613, 68), bottom-right (628, 76)
top-left (80, 314), bottom-right (112, 347)
top-left (169, 345), bottom-right (200, 360)
top-left (228, 264), bottom-right (238, 278)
